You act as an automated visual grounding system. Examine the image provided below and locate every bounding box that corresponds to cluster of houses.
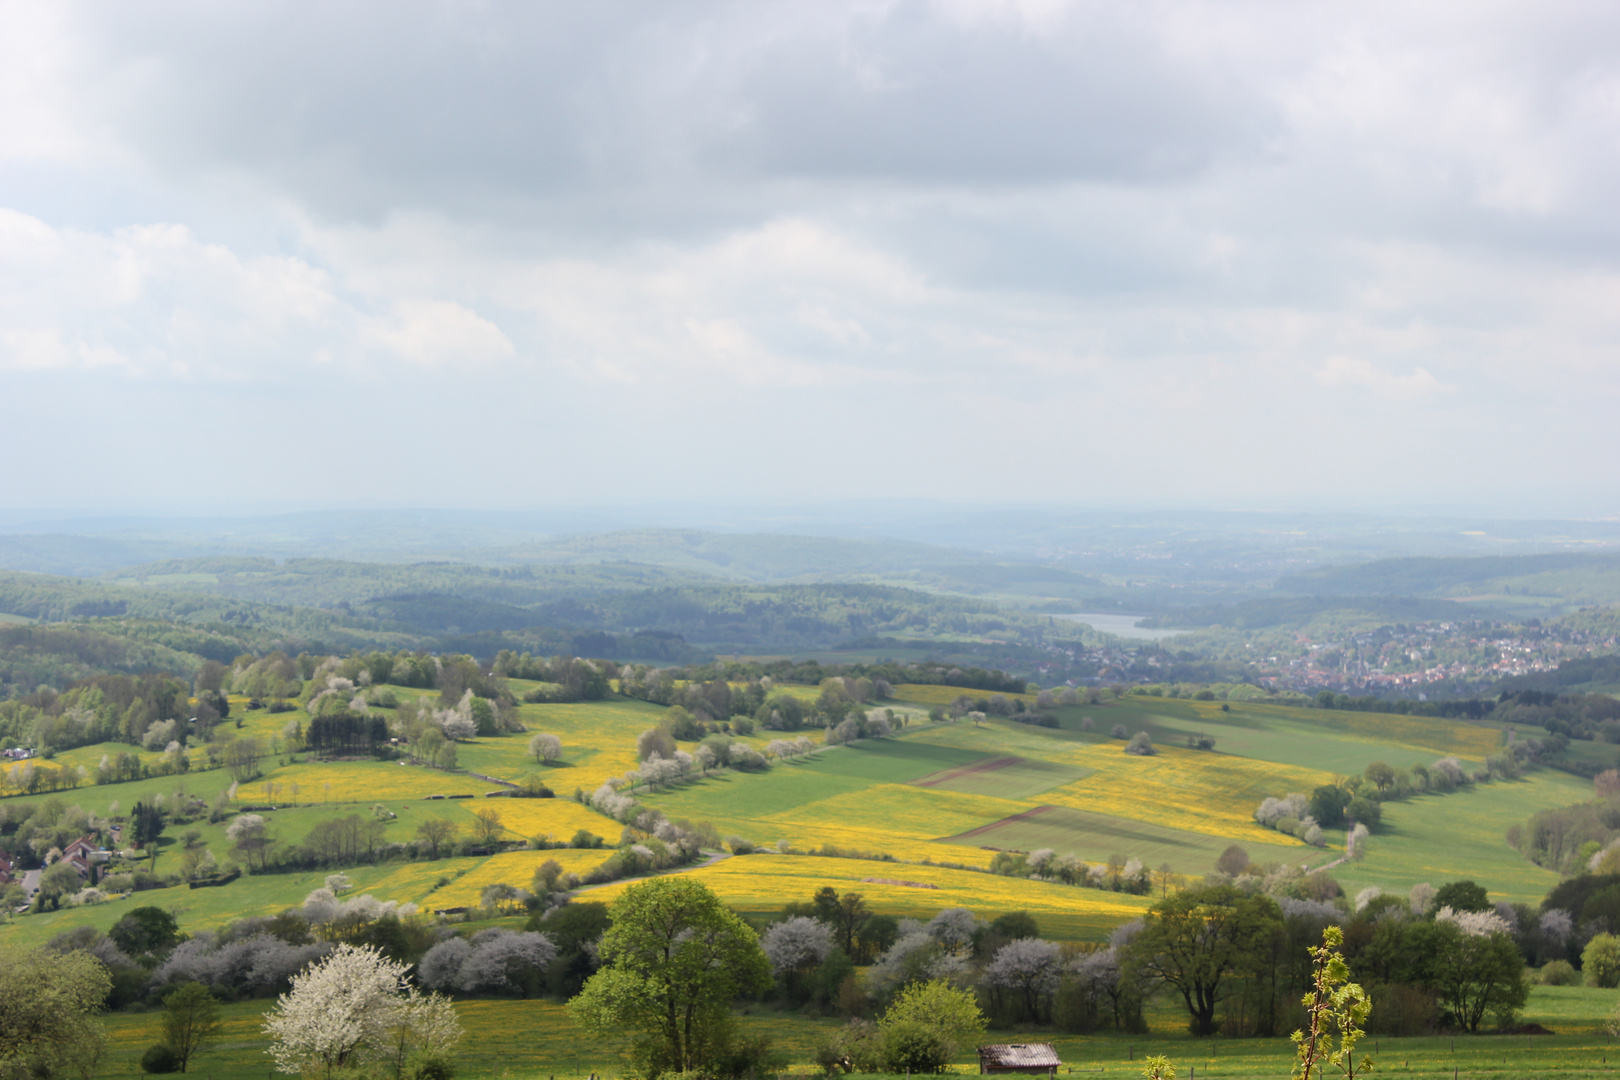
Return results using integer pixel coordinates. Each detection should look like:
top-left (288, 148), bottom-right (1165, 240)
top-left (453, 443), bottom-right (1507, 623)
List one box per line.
top-left (0, 835), bottom-right (113, 909)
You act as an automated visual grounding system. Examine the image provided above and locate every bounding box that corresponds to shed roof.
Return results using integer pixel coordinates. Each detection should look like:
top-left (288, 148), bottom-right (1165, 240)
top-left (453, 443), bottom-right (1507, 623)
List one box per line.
top-left (978, 1044), bottom-right (1062, 1068)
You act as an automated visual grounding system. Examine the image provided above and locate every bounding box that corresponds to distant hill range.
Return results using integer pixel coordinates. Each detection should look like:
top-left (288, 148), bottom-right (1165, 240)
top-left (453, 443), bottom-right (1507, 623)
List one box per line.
top-left (1277, 551), bottom-right (1620, 606)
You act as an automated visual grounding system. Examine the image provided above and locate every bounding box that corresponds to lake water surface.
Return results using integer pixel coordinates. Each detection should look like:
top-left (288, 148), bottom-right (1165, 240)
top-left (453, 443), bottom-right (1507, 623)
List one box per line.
top-left (1054, 612), bottom-right (1188, 641)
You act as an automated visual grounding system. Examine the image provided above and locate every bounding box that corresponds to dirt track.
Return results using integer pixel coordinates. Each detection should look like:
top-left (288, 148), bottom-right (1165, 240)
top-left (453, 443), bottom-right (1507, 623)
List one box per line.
top-left (910, 755), bottom-right (1024, 788)
top-left (946, 804), bottom-right (1058, 839)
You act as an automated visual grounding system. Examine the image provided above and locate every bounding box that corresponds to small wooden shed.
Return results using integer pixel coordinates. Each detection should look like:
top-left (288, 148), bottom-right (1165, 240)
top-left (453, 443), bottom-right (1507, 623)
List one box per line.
top-left (978, 1043), bottom-right (1063, 1076)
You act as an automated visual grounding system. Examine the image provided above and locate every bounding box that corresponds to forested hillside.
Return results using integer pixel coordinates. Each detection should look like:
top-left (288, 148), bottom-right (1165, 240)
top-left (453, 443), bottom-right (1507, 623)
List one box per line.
top-left (99, 559), bottom-right (1099, 650)
top-left (0, 562), bottom-right (1117, 695)
top-left (1277, 552), bottom-right (1620, 605)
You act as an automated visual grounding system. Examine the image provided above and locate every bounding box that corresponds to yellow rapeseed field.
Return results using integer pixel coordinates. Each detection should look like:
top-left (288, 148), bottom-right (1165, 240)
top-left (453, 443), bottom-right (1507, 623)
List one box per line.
top-left (464, 699), bottom-right (668, 788)
top-left (358, 857), bottom-right (486, 907)
top-left (587, 853), bottom-right (1152, 940)
top-left (484, 797), bottom-right (618, 843)
top-left (429, 849), bottom-right (616, 908)
top-left (759, 822), bottom-right (998, 868)
top-left (1041, 743), bottom-right (1329, 845)
top-left (900, 721), bottom-right (1324, 845)
top-left (643, 779), bottom-right (1010, 866)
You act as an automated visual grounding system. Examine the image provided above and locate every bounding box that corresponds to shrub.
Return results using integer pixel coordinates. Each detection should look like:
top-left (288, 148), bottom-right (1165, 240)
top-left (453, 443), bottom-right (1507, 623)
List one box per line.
top-left (1346, 796), bottom-right (1382, 829)
top-left (408, 1054), bottom-right (456, 1080)
top-left (1124, 732), bottom-right (1154, 756)
top-left (1110, 724), bottom-right (1127, 739)
top-left (1540, 960), bottom-right (1579, 986)
top-left (1583, 933), bottom-right (1620, 987)
top-left (141, 1044), bottom-right (181, 1074)
top-left (882, 1022), bottom-right (950, 1074)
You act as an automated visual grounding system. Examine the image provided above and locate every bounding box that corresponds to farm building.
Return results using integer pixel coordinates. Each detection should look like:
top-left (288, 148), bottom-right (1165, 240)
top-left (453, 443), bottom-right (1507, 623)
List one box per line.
top-left (978, 1044), bottom-right (1062, 1075)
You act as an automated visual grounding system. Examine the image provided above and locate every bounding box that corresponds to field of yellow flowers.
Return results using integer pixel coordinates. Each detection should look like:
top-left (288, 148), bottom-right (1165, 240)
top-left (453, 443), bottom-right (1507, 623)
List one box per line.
top-left (586, 852), bottom-right (1153, 941)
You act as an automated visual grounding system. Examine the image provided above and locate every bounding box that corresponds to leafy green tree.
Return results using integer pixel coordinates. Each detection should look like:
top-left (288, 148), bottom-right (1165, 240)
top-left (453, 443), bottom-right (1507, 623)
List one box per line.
top-left (1310, 786), bottom-right (1351, 828)
top-left (1345, 796), bottom-right (1381, 830)
top-left (1363, 762), bottom-right (1396, 794)
top-left (33, 862), bottom-right (83, 910)
top-left (111, 906), bottom-right (182, 959)
top-left (1125, 884), bottom-right (1284, 1036)
top-left (1433, 880), bottom-right (1490, 913)
top-left (570, 877), bottom-right (771, 1076)
top-left (470, 808), bottom-right (504, 848)
top-left (1428, 923), bottom-right (1528, 1031)
top-left (812, 887), bottom-right (871, 956)
top-left (529, 901), bottom-right (612, 999)
top-left (160, 982), bottom-right (222, 1072)
top-left (1215, 845), bottom-right (1250, 877)
top-left (0, 946), bottom-right (111, 1075)
top-left (878, 979), bottom-right (986, 1074)
top-left (989, 911), bottom-right (1040, 942)
top-left (415, 818), bottom-right (457, 859)
top-left (131, 800), bottom-right (166, 847)
top-left (1583, 933), bottom-right (1620, 988)
top-left (469, 696), bottom-right (497, 737)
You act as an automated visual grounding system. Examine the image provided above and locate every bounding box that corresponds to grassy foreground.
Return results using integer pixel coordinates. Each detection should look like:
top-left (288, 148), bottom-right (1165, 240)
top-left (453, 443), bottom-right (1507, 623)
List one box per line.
top-left (97, 987), bottom-right (1620, 1080)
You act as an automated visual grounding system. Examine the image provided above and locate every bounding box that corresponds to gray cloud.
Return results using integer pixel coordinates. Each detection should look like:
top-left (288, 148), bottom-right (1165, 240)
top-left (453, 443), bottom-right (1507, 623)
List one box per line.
top-left (0, 0), bottom-right (1617, 511)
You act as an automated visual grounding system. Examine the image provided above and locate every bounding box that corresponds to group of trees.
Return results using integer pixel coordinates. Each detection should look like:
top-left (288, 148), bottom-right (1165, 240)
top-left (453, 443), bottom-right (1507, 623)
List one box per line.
top-left (617, 670), bottom-right (895, 731)
top-left (0, 673), bottom-right (195, 756)
top-left (491, 652), bottom-right (611, 701)
top-left (643, 656), bottom-right (1026, 696)
top-left (1121, 881), bottom-right (1529, 1037)
top-left (567, 877), bottom-right (990, 1078)
top-left (738, 887), bottom-right (1136, 1033)
top-left (1257, 747), bottom-right (1548, 848)
top-left (1294, 687), bottom-right (1620, 745)
top-left (13, 854), bottom-right (1572, 1080)
top-left (1512, 770), bottom-right (1620, 872)
top-left (987, 848), bottom-right (1164, 894)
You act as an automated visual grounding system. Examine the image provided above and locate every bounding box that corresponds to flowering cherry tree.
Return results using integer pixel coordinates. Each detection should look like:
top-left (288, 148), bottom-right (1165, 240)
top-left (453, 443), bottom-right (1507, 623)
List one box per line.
top-left (262, 944), bottom-right (461, 1078)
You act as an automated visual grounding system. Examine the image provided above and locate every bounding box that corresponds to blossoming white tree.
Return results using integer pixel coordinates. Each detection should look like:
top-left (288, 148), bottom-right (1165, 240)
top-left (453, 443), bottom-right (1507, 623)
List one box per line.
top-left (528, 732), bottom-right (562, 764)
top-left (761, 916), bottom-right (834, 983)
top-left (983, 938), bottom-right (1062, 1023)
top-left (262, 944), bottom-right (461, 1078)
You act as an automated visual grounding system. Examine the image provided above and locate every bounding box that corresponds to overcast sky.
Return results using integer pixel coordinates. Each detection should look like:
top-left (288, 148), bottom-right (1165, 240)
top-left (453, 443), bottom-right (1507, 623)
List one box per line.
top-left (1, 1), bottom-right (1616, 517)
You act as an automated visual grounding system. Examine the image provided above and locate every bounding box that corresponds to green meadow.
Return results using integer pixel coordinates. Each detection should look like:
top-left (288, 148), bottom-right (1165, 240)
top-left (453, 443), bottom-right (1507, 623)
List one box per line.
top-left (89, 986), bottom-right (1620, 1080)
top-left (1332, 769), bottom-right (1592, 904)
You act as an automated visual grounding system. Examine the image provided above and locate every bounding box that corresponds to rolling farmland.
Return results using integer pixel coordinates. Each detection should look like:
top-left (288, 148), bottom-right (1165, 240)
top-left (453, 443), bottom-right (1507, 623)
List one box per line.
top-left (585, 852), bottom-right (1157, 941)
top-left (0, 672), bottom-right (1609, 1072)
